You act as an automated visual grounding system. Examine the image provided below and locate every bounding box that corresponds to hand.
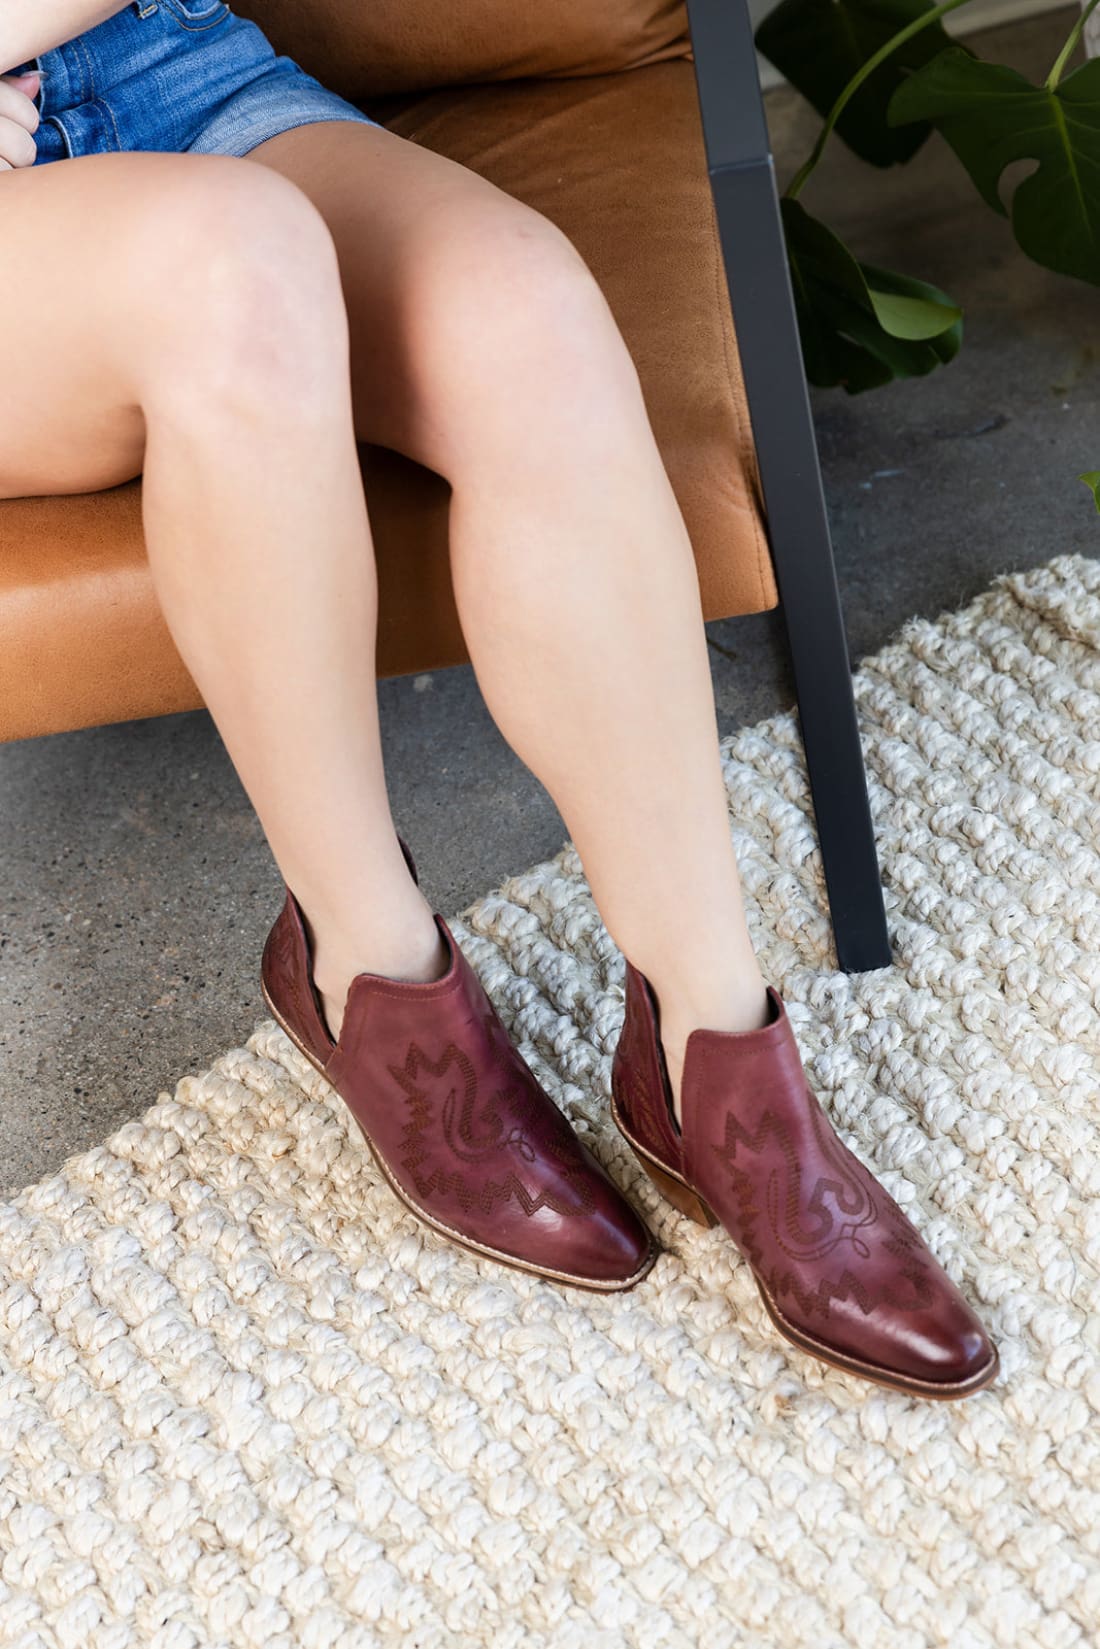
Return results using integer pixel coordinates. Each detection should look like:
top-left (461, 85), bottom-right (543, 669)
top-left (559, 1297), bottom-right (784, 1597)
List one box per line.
top-left (0, 70), bottom-right (42, 172)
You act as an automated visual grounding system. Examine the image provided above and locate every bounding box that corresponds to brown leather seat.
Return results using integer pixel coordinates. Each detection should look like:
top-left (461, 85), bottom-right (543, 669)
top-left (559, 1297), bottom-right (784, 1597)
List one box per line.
top-left (0, 0), bottom-right (776, 743)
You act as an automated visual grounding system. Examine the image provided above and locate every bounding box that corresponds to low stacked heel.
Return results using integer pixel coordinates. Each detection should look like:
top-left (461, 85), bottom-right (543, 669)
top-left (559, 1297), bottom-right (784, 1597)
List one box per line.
top-left (634, 1150), bottom-right (716, 1226)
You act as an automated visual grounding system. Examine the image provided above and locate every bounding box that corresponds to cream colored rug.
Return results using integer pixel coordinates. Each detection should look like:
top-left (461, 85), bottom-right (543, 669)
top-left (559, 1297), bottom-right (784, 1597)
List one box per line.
top-left (2, 552), bottom-right (1099, 1648)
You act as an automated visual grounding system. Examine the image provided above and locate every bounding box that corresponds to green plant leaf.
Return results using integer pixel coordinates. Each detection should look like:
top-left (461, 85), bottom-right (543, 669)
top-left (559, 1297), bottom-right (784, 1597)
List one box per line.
top-left (755, 0), bottom-right (962, 167)
top-left (782, 198), bottom-right (962, 392)
top-left (888, 47), bottom-right (1100, 284)
top-left (865, 271), bottom-right (962, 338)
top-left (1080, 471), bottom-right (1100, 511)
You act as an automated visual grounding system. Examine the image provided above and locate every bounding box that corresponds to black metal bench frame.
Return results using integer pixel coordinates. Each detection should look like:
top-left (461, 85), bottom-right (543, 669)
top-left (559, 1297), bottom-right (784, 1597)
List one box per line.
top-left (685, 0), bottom-right (892, 973)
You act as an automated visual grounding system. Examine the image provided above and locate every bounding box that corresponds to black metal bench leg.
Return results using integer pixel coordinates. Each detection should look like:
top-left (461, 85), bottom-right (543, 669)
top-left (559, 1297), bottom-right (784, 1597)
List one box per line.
top-left (686, 0), bottom-right (892, 973)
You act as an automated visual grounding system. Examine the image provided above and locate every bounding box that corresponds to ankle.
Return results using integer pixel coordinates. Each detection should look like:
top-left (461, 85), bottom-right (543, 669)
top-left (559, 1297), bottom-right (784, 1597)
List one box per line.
top-left (642, 952), bottom-right (770, 1042)
top-left (312, 899), bottom-right (447, 986)
top-left (311, 912), bottom-right (449, 1044)
top-left (644, 967), bottom-right (772, 1125)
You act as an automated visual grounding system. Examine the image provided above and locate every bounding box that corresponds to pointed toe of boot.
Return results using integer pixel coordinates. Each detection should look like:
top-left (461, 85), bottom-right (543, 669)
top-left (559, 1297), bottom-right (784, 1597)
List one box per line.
top-left (541, 1146), bottom-right (657, 1288)
top-left (766, 1266), bottom-right (1000, 1398)
top-left (893, 1299), bottom-right (999, 1395)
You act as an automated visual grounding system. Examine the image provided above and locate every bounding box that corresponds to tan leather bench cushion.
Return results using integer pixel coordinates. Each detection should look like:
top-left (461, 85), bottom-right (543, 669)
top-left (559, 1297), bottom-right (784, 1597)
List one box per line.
top-left (0, 58), bottom-right (774, 742)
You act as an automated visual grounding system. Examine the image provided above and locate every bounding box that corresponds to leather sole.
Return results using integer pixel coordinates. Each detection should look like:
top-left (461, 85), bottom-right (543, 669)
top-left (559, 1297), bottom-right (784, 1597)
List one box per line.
top-left (261, 977), bottom-right (659, 1293)
top-left (610, 1090), bottom-right (1000, 1400)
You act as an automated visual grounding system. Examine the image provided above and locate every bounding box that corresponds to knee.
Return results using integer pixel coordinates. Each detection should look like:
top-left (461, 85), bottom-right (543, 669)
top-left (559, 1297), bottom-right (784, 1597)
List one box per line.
top-left (133, 158), bottom-right (350, 413)
top-left (414, 205), bottom-right (645, 451)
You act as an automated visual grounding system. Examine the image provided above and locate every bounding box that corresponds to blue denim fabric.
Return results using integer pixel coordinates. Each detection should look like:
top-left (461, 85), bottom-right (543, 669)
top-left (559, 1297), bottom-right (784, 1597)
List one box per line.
top-left (12, 0), bottom-right (381, 165)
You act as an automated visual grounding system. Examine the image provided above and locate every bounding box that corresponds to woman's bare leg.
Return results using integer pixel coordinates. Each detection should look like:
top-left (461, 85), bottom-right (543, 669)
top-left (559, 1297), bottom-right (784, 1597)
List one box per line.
top-left (0, 149), bottom-right (446, 1047)
top-left (245, 124), bottom-right (770, 1119)
top-left (438, 333), bottom-right (773, 1121)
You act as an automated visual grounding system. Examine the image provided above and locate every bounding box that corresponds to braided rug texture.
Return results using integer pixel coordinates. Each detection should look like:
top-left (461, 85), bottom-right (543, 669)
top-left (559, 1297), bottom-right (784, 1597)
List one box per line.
top-left (3, 552), bottom-right (1100, 1649)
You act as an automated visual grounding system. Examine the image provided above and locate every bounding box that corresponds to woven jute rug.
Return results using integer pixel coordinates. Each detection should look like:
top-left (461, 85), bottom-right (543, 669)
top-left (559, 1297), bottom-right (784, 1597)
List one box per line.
top-left (3, 552), bottom-right (1099, 1649)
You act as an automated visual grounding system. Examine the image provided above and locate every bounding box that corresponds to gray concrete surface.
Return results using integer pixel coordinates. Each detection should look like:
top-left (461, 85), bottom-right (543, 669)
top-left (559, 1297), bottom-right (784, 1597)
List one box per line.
top-left (2, 8), bottom-right (1098, 1198)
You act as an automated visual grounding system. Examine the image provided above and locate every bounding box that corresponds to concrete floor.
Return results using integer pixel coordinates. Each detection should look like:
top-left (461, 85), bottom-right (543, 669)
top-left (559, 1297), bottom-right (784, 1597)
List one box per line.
top-left (2, 9), bottom-right (1098, 1198)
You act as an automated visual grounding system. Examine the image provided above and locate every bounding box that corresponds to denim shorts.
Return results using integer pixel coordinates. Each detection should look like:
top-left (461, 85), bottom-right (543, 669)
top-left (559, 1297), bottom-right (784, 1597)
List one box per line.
top-left (12, 0), bottom-right (382, 166)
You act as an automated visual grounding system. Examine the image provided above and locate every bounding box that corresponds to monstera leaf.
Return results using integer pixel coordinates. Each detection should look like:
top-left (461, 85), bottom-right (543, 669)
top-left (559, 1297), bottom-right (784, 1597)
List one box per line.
top-left (889, 47), bottom-right (1100, 284)
top-left (756, 0), bottom-right (963, 166)
top-left (1080, 472), bottom-right (1100, 511)
top-left (782, 198), bottom-right (962, 391)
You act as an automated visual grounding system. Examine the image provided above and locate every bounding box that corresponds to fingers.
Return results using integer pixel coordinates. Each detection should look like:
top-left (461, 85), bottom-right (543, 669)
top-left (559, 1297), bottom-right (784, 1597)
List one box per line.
top-left (0, 72), bottom-right (41, 172)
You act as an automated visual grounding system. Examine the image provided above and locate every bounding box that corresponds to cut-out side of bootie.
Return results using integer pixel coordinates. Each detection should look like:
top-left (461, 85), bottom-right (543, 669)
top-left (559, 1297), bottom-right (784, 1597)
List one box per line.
top-left (260, 829), bottom-right (424, 1065)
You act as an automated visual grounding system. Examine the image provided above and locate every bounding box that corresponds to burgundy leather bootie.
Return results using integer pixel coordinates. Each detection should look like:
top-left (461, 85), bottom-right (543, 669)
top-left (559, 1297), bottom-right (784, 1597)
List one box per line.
top-left (261, 837), bottom-right (657, 1291)
top-left (611, 958), bottom-right (999, 1398)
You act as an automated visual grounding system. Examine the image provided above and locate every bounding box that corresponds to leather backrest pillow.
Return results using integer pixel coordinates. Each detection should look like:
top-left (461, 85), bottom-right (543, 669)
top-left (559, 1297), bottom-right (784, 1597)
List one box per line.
top-left (229, 0), bottom-right (692, 101)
